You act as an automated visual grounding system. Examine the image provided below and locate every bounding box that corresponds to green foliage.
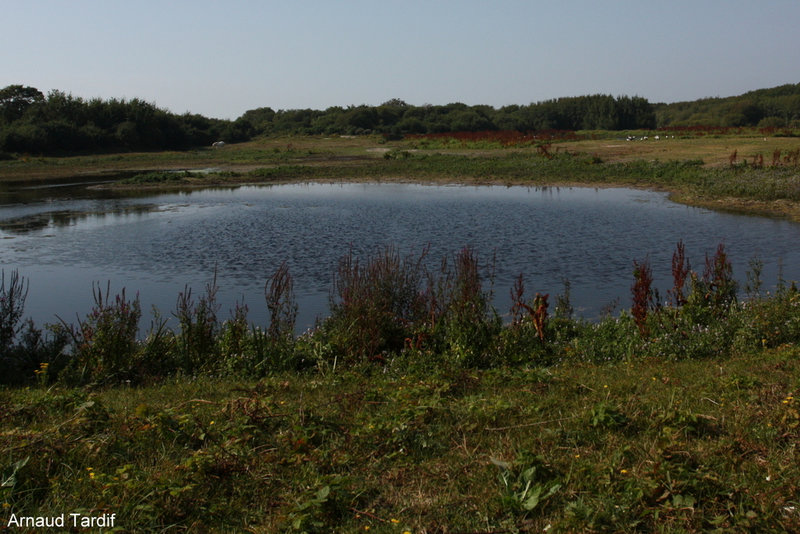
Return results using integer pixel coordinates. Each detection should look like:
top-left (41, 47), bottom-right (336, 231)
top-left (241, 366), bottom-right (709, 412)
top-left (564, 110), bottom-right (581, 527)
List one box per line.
top-left (174, 277), bottom-right (220, 374)
top-left (0, 85), bottom-right (227, 154)
top-left (59, 283), bottom-right (141, 385)
top-left (0, 85), bottom-right (44, 123)
top-left (4, 239), bottom-right (800, 391)
top-left (655, 82), bottom-right (800, 128)
top-left (0, 269), bottom-right (28, 350)
top-left (2, 343), bottom-right (800, 531)
top-left (493, 453), bottom-right (562, 516)
top-left (265, 261), bottom-right (297, 343)
top-left (0, 268), bottom-right (70, 385)
top-left (435, 247), bottom-right (502, 367)
top-left (4, 81), bottom-right (800, 156)
top-left (589, 402), bottom-right (628, 429)
top-left (324, 246), bottom-right (431, 363)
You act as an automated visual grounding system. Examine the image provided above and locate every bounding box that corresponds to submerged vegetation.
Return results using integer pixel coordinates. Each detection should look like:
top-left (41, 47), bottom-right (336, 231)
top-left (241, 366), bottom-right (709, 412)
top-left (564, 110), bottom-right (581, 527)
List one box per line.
top-left (2, 242), bottom-right (800, 531)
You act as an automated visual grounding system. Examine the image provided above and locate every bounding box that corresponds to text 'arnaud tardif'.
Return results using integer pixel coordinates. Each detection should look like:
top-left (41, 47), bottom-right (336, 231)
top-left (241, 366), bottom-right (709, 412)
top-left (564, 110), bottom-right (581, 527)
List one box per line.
top-left (5, 512), bottom-right (116, 529)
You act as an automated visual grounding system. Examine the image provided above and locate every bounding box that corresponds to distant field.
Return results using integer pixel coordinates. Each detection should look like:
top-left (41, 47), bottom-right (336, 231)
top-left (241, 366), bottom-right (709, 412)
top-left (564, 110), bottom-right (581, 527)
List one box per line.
top-left (1, 131), bottom-right (798, 180)
top-left (556, 135), bottom-right (800, 167)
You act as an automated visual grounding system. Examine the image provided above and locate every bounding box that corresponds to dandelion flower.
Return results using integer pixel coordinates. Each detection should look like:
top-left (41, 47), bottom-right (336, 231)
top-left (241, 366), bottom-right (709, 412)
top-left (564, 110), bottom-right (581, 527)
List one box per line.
top-left (391, 518), bottom-right (400, 524)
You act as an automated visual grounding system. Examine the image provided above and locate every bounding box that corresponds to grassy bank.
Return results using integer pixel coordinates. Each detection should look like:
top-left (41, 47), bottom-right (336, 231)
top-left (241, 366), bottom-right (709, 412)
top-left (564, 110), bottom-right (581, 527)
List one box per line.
top-left (2, 244), bottom-right (800, 531)
top-left (2, 345), bottom-right (799, 532)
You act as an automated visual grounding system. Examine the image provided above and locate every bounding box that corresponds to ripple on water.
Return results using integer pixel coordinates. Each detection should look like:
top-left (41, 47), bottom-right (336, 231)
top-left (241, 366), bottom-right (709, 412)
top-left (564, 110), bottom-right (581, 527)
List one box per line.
top-left (3, 183), bottom-right (800, 330)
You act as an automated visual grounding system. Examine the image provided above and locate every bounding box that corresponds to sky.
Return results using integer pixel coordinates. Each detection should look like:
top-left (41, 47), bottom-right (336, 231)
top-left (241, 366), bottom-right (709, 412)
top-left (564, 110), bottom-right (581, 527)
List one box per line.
top-left (3, 0), bottom-right (799, 120)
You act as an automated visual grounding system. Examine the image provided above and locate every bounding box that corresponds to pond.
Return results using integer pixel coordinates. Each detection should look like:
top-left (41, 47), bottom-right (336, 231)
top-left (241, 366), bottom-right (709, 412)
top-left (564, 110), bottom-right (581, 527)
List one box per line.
top-left (2, 181), bottom-right (799, 333)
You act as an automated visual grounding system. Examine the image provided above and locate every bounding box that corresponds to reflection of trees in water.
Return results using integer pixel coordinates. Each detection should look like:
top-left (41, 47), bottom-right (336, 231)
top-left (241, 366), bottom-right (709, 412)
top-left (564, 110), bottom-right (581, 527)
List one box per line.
top-left (0, 205), bottom-right (159, 233)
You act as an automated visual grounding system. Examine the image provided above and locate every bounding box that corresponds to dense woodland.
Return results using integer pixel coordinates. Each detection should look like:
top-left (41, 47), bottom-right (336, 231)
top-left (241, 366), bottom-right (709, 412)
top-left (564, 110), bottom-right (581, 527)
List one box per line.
top-left (1, 82), bottom-right (799, 155)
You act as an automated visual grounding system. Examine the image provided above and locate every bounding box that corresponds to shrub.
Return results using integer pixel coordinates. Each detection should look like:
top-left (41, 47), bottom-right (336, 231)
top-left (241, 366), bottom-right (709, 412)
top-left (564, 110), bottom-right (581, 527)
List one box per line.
top-left (0, 269), bottom-right (28, 351)
top-left (0, 270), bottom-right (70, 385)
top-left (436, 247), bottom-right (501, 367)
top-left (668, 240), bottom-right (690, 306)
top-left (501, 275), bottom-right (554, 365)
top-left (174, 275), bottom-right (220, 374)
top-left (631, 259), bottom-right (654, 337)
top-left (60, 283), bottom-right (141, 385)
top-left (265, 261), bottom-right (297, 342)
top-left (325, 246), bottom-right (430, 363)
top-left (1, 319), bottom-right (70, 386)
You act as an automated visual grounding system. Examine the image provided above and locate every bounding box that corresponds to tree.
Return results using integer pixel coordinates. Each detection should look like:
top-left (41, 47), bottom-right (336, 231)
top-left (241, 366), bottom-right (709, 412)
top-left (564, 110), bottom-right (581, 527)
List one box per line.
top-left (381, 98), bottom-right (409, 108)
top-left (0, 85), bottom-right (44, 123)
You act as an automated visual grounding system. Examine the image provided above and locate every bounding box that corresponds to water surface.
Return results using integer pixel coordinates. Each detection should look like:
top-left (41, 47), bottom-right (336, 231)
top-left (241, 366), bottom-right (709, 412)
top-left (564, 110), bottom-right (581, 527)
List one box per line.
top-left (2, 182), bottom-right (799, 332)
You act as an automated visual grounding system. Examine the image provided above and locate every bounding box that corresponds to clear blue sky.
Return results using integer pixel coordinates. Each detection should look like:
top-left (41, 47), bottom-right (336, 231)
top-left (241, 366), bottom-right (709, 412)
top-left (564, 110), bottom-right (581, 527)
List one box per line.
top-left (4, 0), bottom-right (798, 119)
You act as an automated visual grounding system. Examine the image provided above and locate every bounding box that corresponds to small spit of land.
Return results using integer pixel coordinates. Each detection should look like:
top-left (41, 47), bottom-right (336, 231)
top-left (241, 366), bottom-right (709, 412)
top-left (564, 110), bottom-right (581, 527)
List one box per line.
top-left (2, 130), bottom-right (800, 532)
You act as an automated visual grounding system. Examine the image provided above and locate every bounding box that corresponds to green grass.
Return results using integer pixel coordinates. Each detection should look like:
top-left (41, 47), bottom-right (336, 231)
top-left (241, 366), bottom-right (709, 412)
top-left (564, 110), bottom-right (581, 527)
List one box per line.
top-left (2, 346), bottom-right (799, 532)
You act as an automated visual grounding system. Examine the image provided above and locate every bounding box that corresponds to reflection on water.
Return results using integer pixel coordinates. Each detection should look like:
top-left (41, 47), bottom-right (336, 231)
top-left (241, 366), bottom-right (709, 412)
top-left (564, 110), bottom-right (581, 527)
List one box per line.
top-left (0, 204), bottom-right (162, 233)
top-left (2, 182), bottom-right (800, 332)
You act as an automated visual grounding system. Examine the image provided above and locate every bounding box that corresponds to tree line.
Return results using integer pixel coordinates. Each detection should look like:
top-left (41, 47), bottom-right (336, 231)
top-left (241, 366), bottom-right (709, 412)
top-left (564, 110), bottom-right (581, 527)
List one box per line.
top-left (0, 85), bottom-right (251, 155)
top-left (653, 83), bottom-right (800, 128)
top-left (240, 94), bottom-right (656, 136)
top-left (2, 82), bottom-right (799, 155)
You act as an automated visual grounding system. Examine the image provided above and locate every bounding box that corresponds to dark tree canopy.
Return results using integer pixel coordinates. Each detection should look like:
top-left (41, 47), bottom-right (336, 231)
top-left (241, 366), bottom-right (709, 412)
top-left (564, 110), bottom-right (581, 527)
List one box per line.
top-left (2, 82), bottom-right (798, 156)
top-left (0, 85), bottom-right (238, 154)
top-left (0, 85), bottom-right (44, 123)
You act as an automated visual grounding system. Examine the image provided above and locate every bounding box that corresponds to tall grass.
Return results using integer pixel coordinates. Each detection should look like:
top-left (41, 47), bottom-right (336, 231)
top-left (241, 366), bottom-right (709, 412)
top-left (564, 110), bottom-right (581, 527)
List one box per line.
top-left (0, 241), bottom-right (795, 388)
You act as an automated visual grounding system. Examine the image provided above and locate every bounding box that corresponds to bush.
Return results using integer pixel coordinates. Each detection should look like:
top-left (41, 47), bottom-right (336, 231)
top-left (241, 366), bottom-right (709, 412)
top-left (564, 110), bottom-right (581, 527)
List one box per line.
top-left (59, 283), bottom-right (141, 385)
top-left (0, 269), bottom-right (72, 385)
top-left (0, 269), bottom-right (28, 351)
top-left (435, 247), bottom-right (502, 367)
top-left (325, 246), bottom-right (430, 363)
top-left (1, 319), bottom-right (70, 386)
top-left (174, 276), bottom-right (220, 374)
